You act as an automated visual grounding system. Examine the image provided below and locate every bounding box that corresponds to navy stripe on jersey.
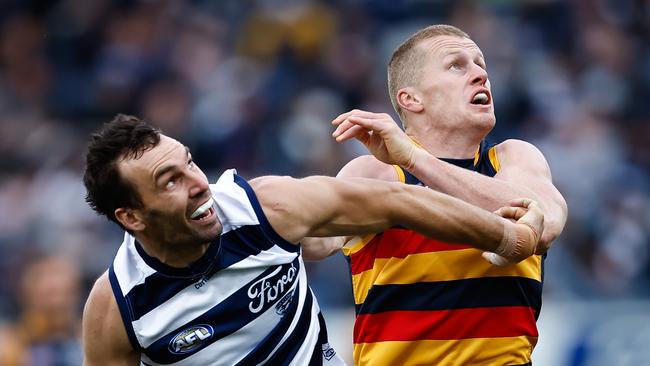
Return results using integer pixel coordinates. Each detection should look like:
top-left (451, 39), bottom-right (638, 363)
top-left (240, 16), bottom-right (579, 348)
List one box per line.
top-left (143, 258), bottom-right (302, 364)
top-left (133, 238), bottom-right (221, 278)
top-left (311, 312), bottom-right (331, 366)
top-left (233, 174), bottom-right (298, 254)
top-left (356, 277), bottom-right (542, 317)
top-left (232, 288), bottom-right (301, 365)
top-left (125, 225), bottom-right (281, 320)
top-left (255, 290), bottom-right (315, 366)
top-left (108, 265), bottom-right (142, 351)
top-left (235, 289), bottom-right (313, 366)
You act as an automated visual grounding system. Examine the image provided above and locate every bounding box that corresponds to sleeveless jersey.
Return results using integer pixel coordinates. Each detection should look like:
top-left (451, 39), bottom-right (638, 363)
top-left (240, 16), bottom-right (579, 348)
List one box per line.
top-left (108, 169), bottom-right (345, 366)
top-left (343, 141), bottom-right (542, 366)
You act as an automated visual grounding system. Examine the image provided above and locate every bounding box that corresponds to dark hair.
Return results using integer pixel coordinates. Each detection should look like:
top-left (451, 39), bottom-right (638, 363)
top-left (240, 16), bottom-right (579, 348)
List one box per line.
top-left (83, 114), bottom-right (161, 230)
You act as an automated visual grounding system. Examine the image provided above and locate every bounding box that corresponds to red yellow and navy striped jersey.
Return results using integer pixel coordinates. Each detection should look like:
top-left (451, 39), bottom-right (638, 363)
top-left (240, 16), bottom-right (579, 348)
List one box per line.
top-left (343, 140), bottom-right (543, 366)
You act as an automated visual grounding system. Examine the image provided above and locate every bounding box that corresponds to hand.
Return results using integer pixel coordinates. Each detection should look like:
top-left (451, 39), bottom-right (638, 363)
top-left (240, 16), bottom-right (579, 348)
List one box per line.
top-left (482, 198), bottom-right (544, 265)
top-left (331, 109), bottom-right (418, 169)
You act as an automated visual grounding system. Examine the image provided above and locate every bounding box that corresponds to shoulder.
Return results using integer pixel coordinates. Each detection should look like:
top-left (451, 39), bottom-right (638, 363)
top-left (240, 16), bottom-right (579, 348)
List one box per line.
top-left (83, 272), bottom-right (136, 363)
top-left (496, 139), bottom-right (547, 160)
top-left (494, 139), bottom-right (552, 177)
top-left (496, 139), bottom-right (549, 166)
top-left (249, 175), bottom-right (295, 194)
top-left (84, 272), bottom-right (114, 317)
top-left (338, 155), bottom-right (399, 181)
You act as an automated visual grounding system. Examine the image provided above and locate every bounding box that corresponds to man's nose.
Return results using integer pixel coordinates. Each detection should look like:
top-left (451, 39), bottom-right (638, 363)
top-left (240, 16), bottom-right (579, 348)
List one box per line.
top-left (470, 64), bottom-right (488, 86)
top-left (188, 171), bottom-right (209, 198)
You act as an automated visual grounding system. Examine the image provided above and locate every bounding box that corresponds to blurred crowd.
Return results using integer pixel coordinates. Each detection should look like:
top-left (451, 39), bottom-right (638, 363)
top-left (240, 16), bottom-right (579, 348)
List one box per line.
top-left (0, 0), bottom-right (648, 364)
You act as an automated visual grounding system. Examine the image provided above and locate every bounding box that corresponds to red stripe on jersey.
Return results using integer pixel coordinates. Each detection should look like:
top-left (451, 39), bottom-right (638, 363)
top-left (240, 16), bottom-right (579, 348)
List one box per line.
top-left (353, 306), bottom-right (538, 343)
top-left (349, 228), bottom-right (472, 275)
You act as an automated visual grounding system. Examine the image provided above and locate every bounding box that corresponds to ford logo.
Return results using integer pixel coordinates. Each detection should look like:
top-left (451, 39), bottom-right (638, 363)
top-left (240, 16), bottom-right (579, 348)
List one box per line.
top-left (168, 325), bottom-right (214, 355)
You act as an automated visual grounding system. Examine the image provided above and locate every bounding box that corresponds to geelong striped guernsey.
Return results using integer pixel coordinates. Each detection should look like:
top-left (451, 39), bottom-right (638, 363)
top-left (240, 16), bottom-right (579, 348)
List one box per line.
top-left (344, 141), bottom-right (543, 366)
top-left (108, 169), bottom-right (346, 366)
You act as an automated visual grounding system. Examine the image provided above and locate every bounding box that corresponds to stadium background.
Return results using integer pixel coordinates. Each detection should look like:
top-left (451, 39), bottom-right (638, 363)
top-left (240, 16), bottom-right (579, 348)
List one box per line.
top-left (0, 0), bottom-right (649, 364)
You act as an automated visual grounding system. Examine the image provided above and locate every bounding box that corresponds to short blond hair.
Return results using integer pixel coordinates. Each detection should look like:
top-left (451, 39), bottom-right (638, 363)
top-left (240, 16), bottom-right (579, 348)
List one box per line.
top-left (387, 25), bottom-right (470, 123)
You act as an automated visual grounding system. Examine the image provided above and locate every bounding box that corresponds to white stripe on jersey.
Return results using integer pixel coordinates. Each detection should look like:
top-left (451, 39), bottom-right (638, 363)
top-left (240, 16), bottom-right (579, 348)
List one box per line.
top-left (227, 244), bottom-right (298, 270)
top-left (112, 233), bottom-right (156, 296)
top-left (257, 259), bottom-right (310, 365)
top-left (288, 296), bottom-right (321, 366)
top-left (133, 244), bottom-right (299, 348)
top-left (211, 169), bottom-right (259, 234)
top-left (162, 279), bottom-right (301, 366)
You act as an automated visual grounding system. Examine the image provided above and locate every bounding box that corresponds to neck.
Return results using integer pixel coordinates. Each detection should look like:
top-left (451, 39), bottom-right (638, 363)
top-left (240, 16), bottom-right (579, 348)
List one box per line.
top-left (405, 118), bottom-right (487, 159)
top-left (135, 236), bottom-right (211, 268)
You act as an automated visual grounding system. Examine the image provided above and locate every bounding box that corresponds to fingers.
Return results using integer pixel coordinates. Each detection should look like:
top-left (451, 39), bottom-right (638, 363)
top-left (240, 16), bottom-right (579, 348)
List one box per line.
top-left (494, 206), bottom-right (529, 221)
top-left (517, 199), bottom-right (543, 236)
top-left (332, 122), bottom-right (368, 142)
top-left (332, 115), bottom-right (389, 143)
top-left (332, 109), bottom-right (385, 127)
top-left (507, 198), bottom-right (537, 209)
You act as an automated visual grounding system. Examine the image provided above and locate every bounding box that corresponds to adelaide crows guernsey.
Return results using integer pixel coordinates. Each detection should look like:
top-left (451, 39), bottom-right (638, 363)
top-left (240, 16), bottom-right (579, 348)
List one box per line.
top-left (108, 169), bottom-right (345, 365)
top-left (343, 141), bottom-right (543, 366)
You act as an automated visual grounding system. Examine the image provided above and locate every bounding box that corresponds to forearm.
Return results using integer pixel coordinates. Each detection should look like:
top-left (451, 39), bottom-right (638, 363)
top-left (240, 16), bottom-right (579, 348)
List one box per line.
top-left (408, 149), bottom-right (535, 211)
top-left (407, 149), bottom-right (565, 243)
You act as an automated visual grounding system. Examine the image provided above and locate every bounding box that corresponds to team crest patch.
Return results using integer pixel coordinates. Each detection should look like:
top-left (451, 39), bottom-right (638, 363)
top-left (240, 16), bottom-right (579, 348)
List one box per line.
top-left (322, 342), bottom-right (336, 361)
top-left (168, 324), bottom-right (214, 355)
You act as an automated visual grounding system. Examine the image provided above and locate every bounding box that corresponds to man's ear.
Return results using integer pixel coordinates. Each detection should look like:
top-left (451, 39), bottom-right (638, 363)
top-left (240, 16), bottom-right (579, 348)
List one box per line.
top-left (397, 87), bottom-right (424, 113)
top-left (115, 207), bottom-right (145, 232)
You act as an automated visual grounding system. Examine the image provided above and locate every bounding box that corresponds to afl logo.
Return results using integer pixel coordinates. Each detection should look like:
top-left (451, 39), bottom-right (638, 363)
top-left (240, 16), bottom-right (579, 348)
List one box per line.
top-left (168, 325), bottom-right (214, 355)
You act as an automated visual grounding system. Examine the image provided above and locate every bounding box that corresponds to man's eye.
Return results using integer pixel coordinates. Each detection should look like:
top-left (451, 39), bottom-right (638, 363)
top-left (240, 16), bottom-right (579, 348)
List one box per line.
top-left (188, 160), bottom-right (195, 169)
top-left (449, 62), bottom-right (461, 70)
top-left (166, 179), bottom-right (176, 190)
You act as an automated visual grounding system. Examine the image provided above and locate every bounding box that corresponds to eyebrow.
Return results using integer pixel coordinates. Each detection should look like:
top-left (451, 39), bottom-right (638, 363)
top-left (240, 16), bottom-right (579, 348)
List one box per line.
top-left (442, 49), bottom-right (485, 60)
top-left (153, 146), bottom-right (191, 184)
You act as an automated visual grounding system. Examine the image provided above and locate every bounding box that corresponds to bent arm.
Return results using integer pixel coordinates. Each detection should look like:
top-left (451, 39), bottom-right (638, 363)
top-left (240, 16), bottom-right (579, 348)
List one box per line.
top-left (82, 273), bottom-right (140, 366)
top-left (408, 139), bottom-right (567, 251)
top-left (330, 111), bottom-right (565, 252)
top-left (251, 175), bottom-right (541, 262)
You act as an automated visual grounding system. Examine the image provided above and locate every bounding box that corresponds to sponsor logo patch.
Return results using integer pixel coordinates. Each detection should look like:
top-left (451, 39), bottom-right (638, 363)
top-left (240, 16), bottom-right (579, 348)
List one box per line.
top-left (247, 263), bottom-right (298, 314)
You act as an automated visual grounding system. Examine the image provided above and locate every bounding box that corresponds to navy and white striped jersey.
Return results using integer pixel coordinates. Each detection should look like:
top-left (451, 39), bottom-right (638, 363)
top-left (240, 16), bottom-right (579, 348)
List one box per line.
top-left (108, 169), bottom-right (346, 365)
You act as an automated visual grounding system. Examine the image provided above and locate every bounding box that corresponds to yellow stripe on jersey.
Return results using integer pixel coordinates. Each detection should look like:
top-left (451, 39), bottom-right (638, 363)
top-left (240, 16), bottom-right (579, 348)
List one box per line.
top-left (488, 145), bottom-right (500, 172)
top-left (392, 165), bottom-right (406, 183)
top-left (473, 144), bottom-right (481, 166)
top-left (351, 250), bottom-right (542, 304)
top-left (342, 234), bottom-right (377, 257)
top-left (354, 335), bottom-right (535, 366)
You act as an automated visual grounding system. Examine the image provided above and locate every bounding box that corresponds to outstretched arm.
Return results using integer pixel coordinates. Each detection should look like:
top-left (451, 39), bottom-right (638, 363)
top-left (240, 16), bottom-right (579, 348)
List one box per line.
top-left (331, 109), bottom-right (567, 253)
top-left (250, 175), bottom-right (543, 263)
top-left (300, 156), bottom-right (398, 261)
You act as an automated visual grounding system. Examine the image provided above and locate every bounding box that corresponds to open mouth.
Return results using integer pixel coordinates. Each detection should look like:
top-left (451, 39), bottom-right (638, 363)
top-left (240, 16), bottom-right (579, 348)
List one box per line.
top-left (470, 91), bottom-right (490, 106)
top-left (190, 198), bottom-right (215, 221)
